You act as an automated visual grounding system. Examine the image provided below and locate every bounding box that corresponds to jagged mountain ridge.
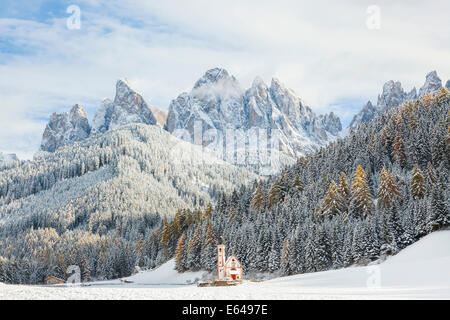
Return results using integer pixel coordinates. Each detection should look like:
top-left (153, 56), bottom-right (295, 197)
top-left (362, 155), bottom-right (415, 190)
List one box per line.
top-left (349, 71), bottom-right (445, 130)
top-left (38, 69), bottom-right (343, 173)
top-left (165, 68), bottom-right (342, 160)
top-left (40, 80), bottom-right (157, 152)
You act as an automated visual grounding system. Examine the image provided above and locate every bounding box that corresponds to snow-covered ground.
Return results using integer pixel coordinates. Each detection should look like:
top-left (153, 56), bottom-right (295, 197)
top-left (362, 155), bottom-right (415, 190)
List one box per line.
top-left (1, 230), bottom-right (449, 300)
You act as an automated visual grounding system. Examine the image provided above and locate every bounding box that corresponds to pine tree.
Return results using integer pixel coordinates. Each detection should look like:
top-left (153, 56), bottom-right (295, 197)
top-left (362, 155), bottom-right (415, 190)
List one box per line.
top-left (173, 209), bottom-right (183, 234)
top-left (350, 165), bottom-right (374, 218)
top-left (268, 243), bottom-right (280, 272)
top-left (342, 227), bottom-right (354, 267)
top-left (304, 233), bottom-right (316, 273)
top-left (268, 179), bottom-right (283, 208)
top-left (410, 164), bottom-right (426, 199)
top-left (187, 227), bottom-right (202, 271)
top-left (399, 209), bottom-right (415, 249)
top-left (228, 206), bottom-right (236, 222)
top-left (292, 173), bottom-right (304, 193)
top-left (315, 225), bottom-right (331, 271)
top-left (81, 256), bottom-right (91, 283)
top-left (392, 131), bottom-right (406, 167)
top-left (338, 172), bottom-right (350, 207)
top-left (161, 217), bottom-right (170, 247)
top-left (175, 234), bottom-right (187, 272)
top-left (391, 206), bottom-right (403, 248)
top-left (251, 184), bottom-right (264, 211)
top-left (427, 182), bottom-right (449, 233)
top-left (413, 200), bottom-right (428, 239)
top-left (426, 162), bottom-right (437, 187)
top-left (377, 168), bottom-right (401, 210)
top-left (201, 222), bottom-right (217, 271)
top-left (321, 180), bottom-right (344, 218)
top-left (202, 203), bottom-right (214, 221)
top-left (136, 234), bottom-right (144, 267)
top-left (351, 224), bottom-right (363, 264)
top-left (280, 238), bottom-right (292, 276)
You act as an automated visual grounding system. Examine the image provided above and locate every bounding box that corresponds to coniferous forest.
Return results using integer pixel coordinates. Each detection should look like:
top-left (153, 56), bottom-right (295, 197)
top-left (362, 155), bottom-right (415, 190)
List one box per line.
top-left (0, 89), bottom-right (449, 284)
top-left (171, 90), bottom-right (450, 275)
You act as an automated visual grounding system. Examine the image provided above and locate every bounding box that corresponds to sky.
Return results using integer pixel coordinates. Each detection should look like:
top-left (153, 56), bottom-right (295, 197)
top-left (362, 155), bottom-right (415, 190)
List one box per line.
top-left (1, 0), bottom-right (449, 159)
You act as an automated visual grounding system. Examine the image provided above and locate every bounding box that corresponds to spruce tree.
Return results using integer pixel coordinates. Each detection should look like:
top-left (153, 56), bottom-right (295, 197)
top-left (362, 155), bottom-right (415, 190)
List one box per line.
top-left (427, 182), bottom-right (449, 232)
top-left (187, 227), bottom-right (202, 271)
top-left (201, 222), bottom-right (217, 271)
top-left (338, 172), bottom-right (350, 208)
top-left (292, 173), bottom-right (304, 193)
top-left (410, 164), bottom-right (426, 199)
top-left (377, 168), bottom-right (401, 210)
top-left (175, 234), bottom-right (187, 272)
top-left (251, 184), bottom-right (264, 211)
top-left (350, 165), bottom-right (374, 218)
top-left (280, 238), bottom-right (292, 276)
top-left (321, 180), bottom-right (344, 218)
top-left (392, 131), bottom-right (406, 167)
top-left (268, 179), bottom-right (283, 208)
top-left (160, 217), bottom-right (171, 247)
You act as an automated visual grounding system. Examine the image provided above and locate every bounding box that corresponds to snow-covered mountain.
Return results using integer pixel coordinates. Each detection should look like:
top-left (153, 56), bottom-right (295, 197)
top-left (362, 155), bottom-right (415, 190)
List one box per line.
top-left (0, 152), bottom-right (19, 163)
top-left (1, 124), bottom-right (258, 236)
top-left (91, 79), bottom-right (156, 134)
top-left (41, 79), bottom-right (158, 152)
top-left (40, 104), bottom-right (91, 152)
top-left (349, 71), bottom-right (443, 130)
top-left (165, 68), bottom-right (342, 164)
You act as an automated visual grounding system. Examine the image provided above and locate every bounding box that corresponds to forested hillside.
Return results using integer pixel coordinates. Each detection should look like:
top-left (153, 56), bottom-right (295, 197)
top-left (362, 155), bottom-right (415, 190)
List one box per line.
top-left (0, 89), bottom-right (448, 284)
top-left (0, 124), bottom-right (257, 283)
top-left (167, 89), bottom-right (450, 276)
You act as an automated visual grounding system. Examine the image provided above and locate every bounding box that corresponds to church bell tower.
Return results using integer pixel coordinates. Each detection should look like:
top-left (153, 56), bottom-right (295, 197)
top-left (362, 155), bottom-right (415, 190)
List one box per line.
top-left (217, 244), bottom-right (226, 280)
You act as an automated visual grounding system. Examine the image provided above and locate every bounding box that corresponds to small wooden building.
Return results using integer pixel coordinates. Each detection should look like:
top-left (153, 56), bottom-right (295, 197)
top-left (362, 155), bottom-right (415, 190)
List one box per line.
top-left (45, 276), bottom-right (65, 285)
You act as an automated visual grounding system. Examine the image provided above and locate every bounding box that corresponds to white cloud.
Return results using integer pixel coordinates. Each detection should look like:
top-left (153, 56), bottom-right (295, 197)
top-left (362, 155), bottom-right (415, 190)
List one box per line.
top-left (1, 0), bottom-right (449, 158)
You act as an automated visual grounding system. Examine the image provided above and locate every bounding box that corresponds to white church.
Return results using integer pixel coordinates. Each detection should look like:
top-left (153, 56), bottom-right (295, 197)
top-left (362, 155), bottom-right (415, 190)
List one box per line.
top-left (216, 244), bottom-right (243, 282)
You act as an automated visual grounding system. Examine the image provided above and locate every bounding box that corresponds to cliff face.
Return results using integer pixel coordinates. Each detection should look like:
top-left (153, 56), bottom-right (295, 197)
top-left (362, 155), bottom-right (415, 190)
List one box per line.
top-left (165, 68), bottom-right (342, 159)
top-left (40, 104), bottom-right (91, 152)
top-left (91, 79), bottom-right (156, 134)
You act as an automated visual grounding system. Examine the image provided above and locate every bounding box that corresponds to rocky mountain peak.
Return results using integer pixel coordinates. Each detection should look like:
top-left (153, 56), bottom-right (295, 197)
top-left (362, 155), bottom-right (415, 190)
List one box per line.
top-left (191, 68), bottom-right (243, 103)
top-left (350, 71), bottom-right (443, 130)
top-left (40, 104), bottom-right (91, 152)
top-left (377, 80), bottom-right (406, 112)
top-left (92, 79), bottom-right (156, 133)
top-left (419, 71), bottom-right (442, 96)
top-left (114, 79), bottom-right (134, 103)
top-left (321, 112), bottom-right (342, 136)
top-left (193, 68), bottom-right (234, 90)
top-left (165, 68), bottom-right (342, 169)
top-left (446, 80), bottom-right (450, 88)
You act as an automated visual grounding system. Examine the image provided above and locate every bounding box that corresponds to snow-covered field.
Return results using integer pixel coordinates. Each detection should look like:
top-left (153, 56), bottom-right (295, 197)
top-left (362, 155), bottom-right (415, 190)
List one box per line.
top-left (1, 230), bottom-right (449, 300)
